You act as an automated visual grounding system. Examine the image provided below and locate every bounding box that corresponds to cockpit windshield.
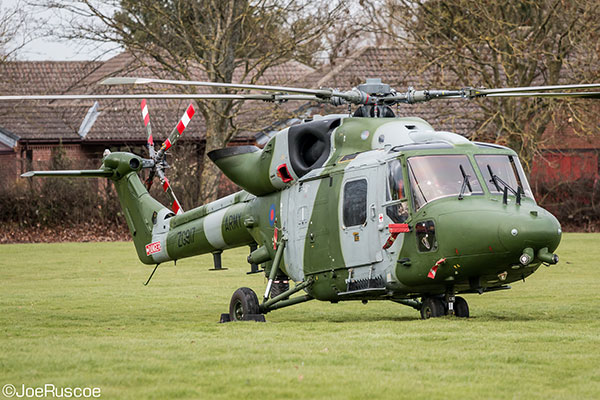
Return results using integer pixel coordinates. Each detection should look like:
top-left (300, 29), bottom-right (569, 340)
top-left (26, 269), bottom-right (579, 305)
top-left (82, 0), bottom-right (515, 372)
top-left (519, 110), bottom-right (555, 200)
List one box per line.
top-left (475, 155), bottom-right (533, 199)
top-left (407, 155), bottom-right (483, 210)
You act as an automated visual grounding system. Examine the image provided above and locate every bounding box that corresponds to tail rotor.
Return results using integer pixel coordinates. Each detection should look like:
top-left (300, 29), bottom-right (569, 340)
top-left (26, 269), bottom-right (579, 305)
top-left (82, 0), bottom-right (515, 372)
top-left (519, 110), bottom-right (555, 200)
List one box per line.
top-left (140, 100), bottom-right (195, 216)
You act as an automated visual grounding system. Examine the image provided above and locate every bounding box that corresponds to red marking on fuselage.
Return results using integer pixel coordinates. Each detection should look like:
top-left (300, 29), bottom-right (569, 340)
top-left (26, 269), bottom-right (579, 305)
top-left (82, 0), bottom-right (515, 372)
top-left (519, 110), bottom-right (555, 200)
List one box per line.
top-left (427, 265), bottom-right (438, 279)
top-left (388, 223), bottom-right (410, 233)
top-left (427, 258), bottom-right (446, 279)
top-left (276, 164), bottom-right (293, 183)
top-left (145, 241), bottom-right (161, 256)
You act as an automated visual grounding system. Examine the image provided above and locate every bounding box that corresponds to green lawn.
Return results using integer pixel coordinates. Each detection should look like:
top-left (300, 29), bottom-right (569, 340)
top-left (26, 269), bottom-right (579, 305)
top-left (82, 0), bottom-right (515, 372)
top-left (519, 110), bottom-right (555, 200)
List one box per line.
top-left (1, 234), bottom-right (599, 399)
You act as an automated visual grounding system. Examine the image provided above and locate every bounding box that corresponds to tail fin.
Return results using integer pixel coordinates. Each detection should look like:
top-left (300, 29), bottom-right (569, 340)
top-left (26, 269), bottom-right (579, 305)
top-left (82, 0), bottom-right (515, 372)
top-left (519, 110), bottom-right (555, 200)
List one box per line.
top-left (112, 169), bottom-right (165, 264)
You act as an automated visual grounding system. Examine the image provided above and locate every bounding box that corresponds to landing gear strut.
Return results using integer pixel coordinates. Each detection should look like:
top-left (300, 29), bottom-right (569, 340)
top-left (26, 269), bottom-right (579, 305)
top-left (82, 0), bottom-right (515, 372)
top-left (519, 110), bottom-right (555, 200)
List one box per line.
top-left (445, 286), bottom-right (469, 318)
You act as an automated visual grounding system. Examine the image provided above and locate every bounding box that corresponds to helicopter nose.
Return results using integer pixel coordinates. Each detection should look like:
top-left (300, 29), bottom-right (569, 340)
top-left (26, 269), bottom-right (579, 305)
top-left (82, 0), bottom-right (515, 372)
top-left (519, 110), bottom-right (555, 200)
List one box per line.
top-left (498, 206), bottom-right (562, 256)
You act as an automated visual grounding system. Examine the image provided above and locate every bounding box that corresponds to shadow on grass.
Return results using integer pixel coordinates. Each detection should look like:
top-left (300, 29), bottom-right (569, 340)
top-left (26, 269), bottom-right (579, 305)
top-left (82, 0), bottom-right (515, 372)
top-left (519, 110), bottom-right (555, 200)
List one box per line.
top-left (266, 312), bottom-right (423, 324)
top-left (472, 312), bottom-right (564, 322)
top-left (263, 311), bottom-right (563, 324)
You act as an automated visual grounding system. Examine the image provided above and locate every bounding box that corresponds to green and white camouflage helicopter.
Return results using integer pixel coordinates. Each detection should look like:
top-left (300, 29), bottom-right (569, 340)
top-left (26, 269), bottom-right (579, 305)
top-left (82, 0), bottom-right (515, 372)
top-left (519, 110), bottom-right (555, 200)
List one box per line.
top-left (5, 77), bottom-right (600, 321)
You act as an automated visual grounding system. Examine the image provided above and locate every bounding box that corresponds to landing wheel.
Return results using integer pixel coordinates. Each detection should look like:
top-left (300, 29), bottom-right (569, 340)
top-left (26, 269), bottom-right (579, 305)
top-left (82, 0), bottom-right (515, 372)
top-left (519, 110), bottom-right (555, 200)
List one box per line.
top-left (420, 297), bottom-right (445, 319)
top-left (454, 296), bottom-right (469, 318)
top-left (229, 287), bottom-right (260, 321)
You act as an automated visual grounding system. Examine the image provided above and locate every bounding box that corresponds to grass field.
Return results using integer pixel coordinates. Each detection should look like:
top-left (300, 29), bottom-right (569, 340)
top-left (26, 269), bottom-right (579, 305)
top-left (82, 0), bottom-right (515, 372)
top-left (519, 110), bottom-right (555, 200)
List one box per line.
top-left (1, 233), bottom-right (599, 399)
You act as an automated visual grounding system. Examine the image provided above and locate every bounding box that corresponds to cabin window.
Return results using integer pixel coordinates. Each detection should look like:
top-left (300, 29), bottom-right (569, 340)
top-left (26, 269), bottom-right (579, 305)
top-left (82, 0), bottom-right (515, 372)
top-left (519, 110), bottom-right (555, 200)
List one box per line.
top-left (343, 179), bottom-right (367, 227)
top-left (416, 220), bottom-right (437, 252)
top-left (386, 159), bottom-right (409, 223)
top-left (475, 155), bottom-right (534, 199)
top-left (407, 155), bottom-right (483, 210)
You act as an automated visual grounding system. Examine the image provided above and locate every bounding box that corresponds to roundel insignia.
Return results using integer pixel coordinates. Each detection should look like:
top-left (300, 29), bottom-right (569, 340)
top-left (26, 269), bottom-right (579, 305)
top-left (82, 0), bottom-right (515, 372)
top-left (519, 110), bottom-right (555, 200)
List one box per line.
top-left (268, 204), bottom-right (276, 227)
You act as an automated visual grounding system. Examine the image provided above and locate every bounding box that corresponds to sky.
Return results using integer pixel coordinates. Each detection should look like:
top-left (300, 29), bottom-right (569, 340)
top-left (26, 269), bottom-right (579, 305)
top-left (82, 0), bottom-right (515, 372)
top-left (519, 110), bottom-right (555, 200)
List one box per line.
top-left (2, 0), bottom-right (119, 61)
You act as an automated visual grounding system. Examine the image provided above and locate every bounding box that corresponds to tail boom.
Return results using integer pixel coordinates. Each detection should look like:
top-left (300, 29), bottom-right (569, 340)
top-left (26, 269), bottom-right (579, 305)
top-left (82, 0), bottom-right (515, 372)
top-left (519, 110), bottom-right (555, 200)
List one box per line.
top-left (21, 151), bottom-right (256, 265)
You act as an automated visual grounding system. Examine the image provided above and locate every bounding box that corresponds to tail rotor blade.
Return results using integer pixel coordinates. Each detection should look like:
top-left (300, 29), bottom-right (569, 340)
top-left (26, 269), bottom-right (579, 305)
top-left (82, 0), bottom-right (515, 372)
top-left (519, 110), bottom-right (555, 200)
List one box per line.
top-left (145, 169), bottom-right (156, 191)
top-left (141, 99), bottom-right (156, 158)
top-left (161, 176), bottom-right (183, 215)
top-left (156, 168), bottom-right (183, 215)
top-left (159, 104), bottom-right (195, 155)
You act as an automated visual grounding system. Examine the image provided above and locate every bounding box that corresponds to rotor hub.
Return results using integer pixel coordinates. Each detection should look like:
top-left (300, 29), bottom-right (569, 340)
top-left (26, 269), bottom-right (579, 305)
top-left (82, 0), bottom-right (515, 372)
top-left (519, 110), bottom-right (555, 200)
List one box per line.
top-left (356, 78), bottom-right (393, 97)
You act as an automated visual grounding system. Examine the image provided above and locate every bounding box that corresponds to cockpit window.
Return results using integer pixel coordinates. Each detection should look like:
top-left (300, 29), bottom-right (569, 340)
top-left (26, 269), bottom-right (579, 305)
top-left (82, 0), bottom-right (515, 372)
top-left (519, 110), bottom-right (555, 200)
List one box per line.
top-left (387, 159), bottom-right (405, 201)
top-left (475, 155), bottom-right (534, 199)
top-left (407, 155), bottom-right (483, 210)
top-left (386, 159), bottom-right (409, 223)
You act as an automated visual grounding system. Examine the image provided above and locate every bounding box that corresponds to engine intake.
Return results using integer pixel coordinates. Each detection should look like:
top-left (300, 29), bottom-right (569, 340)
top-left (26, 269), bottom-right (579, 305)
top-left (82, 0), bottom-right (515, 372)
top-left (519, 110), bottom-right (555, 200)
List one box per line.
top-left (287, 118), bottom-right (339, 178)
top-left (208, 118), bottom-right (340, 196)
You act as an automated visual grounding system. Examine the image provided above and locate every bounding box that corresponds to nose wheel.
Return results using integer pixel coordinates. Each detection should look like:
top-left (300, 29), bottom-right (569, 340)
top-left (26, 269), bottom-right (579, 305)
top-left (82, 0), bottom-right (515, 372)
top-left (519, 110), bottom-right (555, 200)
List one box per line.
top-left (420, 295), bottom-right (469, 319)
top-left (420, 297), bottom-right (445, 319)
top-left (453, 296), bottom-right (469, 318)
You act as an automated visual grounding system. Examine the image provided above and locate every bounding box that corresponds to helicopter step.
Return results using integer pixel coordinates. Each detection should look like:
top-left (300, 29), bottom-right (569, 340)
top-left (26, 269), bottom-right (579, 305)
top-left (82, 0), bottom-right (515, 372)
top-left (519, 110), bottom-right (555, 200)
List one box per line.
top-left (338, 275), bottom-right (387, 297)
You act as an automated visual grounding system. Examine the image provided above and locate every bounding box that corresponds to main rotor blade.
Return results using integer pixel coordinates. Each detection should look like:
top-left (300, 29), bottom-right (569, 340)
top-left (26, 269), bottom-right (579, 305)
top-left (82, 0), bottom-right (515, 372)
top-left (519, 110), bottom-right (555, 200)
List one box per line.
top-left (485, 91), bottom-right (600, 99)
top-left (101, 76), bottom-right (335, 98)
top-left (21, 169), bottom-right (113, 178)
top-left (0, 93), bottom-right (276, 101)
top-left (390, 87), bottom-right (600, 104)
top-left (472, 83), bottom-right (600, 96)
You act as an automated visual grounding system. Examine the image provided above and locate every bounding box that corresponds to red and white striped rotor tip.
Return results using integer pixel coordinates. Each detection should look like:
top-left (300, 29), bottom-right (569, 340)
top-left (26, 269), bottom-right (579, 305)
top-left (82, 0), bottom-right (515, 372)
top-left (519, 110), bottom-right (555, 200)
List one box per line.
top-left (164, 104), bottom-right (195, 150)
top-left (172, 200), bottom-right (182, 215)
top-left (141, 99), bottom-right (153, 146)
top-left (162, 177), bottom-right (183, 215)
top-left (176, 104), bottom-right (195, 135)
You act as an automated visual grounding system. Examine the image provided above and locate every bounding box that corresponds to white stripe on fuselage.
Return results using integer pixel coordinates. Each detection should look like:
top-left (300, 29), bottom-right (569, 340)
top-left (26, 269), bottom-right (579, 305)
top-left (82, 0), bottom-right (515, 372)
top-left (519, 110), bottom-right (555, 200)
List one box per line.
top-left (203, 208), bottom-right (227, 249)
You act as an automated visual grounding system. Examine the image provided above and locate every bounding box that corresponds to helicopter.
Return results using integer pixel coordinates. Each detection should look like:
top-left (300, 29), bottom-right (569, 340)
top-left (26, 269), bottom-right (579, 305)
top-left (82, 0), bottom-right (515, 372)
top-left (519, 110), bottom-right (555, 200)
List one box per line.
top-left (3, 77), bottom-right (600, 321)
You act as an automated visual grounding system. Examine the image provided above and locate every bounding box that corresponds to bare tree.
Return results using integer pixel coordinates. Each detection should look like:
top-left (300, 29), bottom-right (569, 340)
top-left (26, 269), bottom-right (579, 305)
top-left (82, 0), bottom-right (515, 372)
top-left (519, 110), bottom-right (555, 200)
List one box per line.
top-left (372, 0), bottom-right (600, 170)
top-left (0, 0), bottom-right (31, 62)
top-left (43, 0), bottom-right (346, 203)
top-left (320, 1), bottom-right (373, 67)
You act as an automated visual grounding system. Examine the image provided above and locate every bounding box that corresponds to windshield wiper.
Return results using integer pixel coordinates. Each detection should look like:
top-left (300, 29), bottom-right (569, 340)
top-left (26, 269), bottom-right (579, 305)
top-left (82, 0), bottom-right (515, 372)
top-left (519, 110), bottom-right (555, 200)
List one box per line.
top-left (486, 165), bottom-right (521, 205)
top-left (458, 164), bottom-right (472, 200)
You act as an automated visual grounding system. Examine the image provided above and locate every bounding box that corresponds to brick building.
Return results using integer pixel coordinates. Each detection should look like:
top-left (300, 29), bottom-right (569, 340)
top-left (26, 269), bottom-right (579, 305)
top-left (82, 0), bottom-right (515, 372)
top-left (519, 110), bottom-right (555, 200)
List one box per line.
top-left (1, 47), bottom-right (598, 208)
top-left (0, 53), bottom-right (313, 189)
